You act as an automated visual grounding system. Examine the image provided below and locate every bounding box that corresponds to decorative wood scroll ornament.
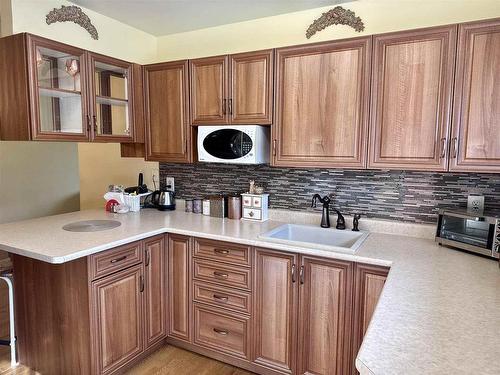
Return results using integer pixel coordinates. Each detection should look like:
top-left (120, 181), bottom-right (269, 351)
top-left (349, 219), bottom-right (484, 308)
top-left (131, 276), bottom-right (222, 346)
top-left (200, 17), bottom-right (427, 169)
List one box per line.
top-left (306, 6), bottom-right (364, 39)
top-left (46, 5), bottom-right (99, 40)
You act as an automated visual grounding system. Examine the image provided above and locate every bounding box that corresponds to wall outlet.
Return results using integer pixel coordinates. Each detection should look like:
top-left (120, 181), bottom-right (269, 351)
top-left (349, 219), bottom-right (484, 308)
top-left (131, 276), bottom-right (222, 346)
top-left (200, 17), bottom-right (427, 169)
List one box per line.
top-left (467, 195), bottom-right (484, 213)
top-left (166, 176), bottom-right (175, 192)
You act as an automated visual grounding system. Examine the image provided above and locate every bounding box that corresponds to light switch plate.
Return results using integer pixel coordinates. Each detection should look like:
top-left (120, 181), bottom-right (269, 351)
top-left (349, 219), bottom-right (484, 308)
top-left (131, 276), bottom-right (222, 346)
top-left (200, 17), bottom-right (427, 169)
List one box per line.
top-left (467, 195), bottom-right (484, 213)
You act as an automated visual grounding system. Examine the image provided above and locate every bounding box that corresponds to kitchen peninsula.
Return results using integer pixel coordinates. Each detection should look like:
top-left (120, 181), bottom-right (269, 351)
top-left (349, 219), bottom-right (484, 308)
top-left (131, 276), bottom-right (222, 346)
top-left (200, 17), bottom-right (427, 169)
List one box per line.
top-left (0, 209), bottom-right (499, 375)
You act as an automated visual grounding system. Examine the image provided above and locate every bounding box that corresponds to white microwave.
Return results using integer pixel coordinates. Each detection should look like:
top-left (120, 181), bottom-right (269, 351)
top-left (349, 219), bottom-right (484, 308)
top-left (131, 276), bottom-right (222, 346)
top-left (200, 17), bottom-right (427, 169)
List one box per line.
top-left (197, 125), bottom-right (270, 164)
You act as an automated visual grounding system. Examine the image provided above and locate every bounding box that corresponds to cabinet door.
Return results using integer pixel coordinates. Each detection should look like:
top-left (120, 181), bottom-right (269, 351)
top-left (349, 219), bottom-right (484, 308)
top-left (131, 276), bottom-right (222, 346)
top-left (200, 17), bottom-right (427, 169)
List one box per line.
top-left (144, 235), bottom-right (167, 348)
top-left (91, 264), bottom-right (144, 375)
top-left (190, 55), bottom-right (229, 125)
top-left (28, 34), bottom-right (90, 141)
top-left (352, 264), bottom-right (389, 374)
top-left (230, 50), bottom-right (273, 124)
top-left (88, 52), bottom-right (135, 143)
top-left (144, 60), bottom-right (191, 162)
top-left (254, 248), bottom-right (298, 374)
top-left (297, 256), bottom-right (353, 375)
top-left (167, 234), bottom-right (192, 342)
top-left (368, 26), bottom-right (457, 171)
top-left (274, 37), bottom-right (371, 168)
top-left (450, 19), bottom-right (500, 172)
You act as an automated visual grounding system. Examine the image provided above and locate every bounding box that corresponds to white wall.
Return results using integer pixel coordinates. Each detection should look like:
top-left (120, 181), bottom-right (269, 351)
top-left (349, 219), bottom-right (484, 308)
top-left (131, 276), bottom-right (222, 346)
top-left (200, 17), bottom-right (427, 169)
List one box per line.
top-left (156, 0), bottom-right (500, 60)
top-left (10, 0), bottom-right (157, 63)
top-left (0, 142), bottom-right (80, 223)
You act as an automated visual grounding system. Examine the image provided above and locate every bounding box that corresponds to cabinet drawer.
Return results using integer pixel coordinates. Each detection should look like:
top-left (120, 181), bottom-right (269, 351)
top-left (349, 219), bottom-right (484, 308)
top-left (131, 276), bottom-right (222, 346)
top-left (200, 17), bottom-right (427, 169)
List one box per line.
top-left (193, 259), bottom-right (251, 291)
top-left (194, 238), bottom-right (251, 266)
top-left (252, 196), bottom-right (262, 208)
top-left (193, 281), bottom-right (251, 314)
top-left (243, 207), bottom-right (262, 220)
top-left (193, 303), bottom-right (250, 360)
top-left (89, 241), bottom-right (143, 280)
top-left (242, 196), bottom-right (252, 207)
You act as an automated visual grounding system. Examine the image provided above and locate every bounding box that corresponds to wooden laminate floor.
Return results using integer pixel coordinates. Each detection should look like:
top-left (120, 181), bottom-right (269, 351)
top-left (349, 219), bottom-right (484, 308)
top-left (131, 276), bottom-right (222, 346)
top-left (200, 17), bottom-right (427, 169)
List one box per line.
top-left (0, 345), bottom-right (254, 375)
top-left (126, 345), bottom-right (254, 375)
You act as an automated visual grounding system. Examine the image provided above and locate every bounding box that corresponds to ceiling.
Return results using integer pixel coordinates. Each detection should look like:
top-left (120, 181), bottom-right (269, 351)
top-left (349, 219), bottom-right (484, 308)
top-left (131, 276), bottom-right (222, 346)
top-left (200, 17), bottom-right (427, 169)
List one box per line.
top-left (69, 0), bottom-right (352, 36)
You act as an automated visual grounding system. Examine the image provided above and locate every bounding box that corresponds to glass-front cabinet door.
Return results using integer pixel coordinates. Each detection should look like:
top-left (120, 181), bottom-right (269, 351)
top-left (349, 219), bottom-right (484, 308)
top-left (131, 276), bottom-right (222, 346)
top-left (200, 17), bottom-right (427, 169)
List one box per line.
top-left (89, 53), bottom-right (134, 142)
top-left (29, 35), bottom-right (89, 141)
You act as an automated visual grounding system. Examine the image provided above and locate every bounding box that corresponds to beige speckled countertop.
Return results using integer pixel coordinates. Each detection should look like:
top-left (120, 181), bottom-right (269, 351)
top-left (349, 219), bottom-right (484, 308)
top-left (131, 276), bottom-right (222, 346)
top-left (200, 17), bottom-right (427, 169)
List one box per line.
top-left (0, 208), bottom-right (499, 374)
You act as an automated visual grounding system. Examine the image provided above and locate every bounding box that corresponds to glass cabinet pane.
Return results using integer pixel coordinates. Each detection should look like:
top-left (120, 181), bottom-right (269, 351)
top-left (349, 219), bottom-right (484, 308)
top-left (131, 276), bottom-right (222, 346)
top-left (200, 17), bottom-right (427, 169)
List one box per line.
top-left (35, 46), bottom-right (84, 134)
top-left (94, 61), bottom-right (131, 137)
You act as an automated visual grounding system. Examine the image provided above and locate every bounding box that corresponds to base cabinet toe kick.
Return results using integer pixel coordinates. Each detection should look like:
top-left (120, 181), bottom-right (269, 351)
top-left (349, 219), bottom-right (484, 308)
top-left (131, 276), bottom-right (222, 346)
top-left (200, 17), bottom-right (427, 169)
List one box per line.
top-left (11, 234), bottom-right (388, 375)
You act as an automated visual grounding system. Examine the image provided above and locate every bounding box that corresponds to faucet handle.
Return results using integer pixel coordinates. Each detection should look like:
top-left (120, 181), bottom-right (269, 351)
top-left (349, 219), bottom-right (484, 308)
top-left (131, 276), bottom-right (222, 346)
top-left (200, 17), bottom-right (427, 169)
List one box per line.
top-left (352, 213), bottom-right (361, 232)
top-left (335, 210), bottom-right (346, 230)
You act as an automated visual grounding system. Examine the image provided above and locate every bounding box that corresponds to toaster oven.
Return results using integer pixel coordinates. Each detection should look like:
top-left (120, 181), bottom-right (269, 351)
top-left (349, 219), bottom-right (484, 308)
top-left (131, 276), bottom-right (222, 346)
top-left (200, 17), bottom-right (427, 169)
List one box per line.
top-left (435, 209), bottom-right (500, 259)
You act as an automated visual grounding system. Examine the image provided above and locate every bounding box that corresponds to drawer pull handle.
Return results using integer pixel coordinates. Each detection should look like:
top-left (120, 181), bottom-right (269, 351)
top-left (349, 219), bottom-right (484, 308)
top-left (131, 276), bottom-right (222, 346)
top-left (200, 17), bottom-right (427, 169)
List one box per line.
top-left (213, 294), bottom-right (229, 302)
top-left (213, 328), bottom-right (228, 336)
top-left (214, 249), bottom-right (229, 255)
top-left (110, 255), bottom-right (127, 264)
top-left (213, 271), bottom-right (228, 279)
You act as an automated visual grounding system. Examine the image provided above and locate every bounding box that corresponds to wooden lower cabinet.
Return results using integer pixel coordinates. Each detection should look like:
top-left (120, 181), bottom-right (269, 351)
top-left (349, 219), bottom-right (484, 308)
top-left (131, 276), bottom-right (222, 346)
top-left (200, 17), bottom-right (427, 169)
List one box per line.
top-left (351, 263), bottom-right (389, 374)
top-left (91, 264), bottom-right (144, 374)
top-left (12, 236), bottom-right (168, 375)
top-left (167, 234), bottom-right (192, 342)
top-left (297, 256), bottom-right (353, 375)
top-left (253, 248), bottom-right (298, 374)
top-left (12, 235), bottom-right (389, 375)
top-left (144, 235), bottom-right (168, 348)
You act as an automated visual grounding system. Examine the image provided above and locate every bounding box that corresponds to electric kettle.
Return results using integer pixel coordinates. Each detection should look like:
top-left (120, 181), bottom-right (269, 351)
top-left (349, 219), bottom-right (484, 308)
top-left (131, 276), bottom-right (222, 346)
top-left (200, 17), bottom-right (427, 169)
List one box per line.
top-left (145, 188), bottom-right (176, 211)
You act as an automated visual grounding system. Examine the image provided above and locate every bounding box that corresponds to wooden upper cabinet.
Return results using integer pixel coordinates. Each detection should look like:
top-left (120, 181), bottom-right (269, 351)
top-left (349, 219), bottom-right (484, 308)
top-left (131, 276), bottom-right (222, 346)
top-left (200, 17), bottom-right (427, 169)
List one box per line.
top-left (189, 50), bottom-right (274, 125)
top-left (368, 26), bottom-right (457, 171)
top-left (450, 19), bottom-right (500, 172)
top-left (190, 55), bottom-right (229, 125)
top-left (254, 248), bottom-right (298, 374)
top-left (91, 264), bottom-right (144, 375)
top-left (352, 263), bottom-right (389, 375)
top-left (274, 37), bottom-right (371, 168)
top-left (144, 235), bottom-right (167, 348)
top-left (88, 52), bottom-right (135, 143)
top-left (297, 256), bottom-right (353, 375)
top-left (230, 50), bottom-right (273, 124)
top-left (167, 234), bottom-right (192, 343)
top-left (0, 33), bottom-right (141, 143)
top-left (0, 34), bottom-right (90, 141)
top-left (144, 60), bottom-right (191, 162)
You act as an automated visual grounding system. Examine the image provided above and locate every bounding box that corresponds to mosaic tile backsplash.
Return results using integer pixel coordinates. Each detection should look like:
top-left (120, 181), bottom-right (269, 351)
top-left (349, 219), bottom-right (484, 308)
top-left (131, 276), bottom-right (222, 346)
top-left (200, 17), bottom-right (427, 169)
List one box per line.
top-left (159, 163), bottom-right (500, 224)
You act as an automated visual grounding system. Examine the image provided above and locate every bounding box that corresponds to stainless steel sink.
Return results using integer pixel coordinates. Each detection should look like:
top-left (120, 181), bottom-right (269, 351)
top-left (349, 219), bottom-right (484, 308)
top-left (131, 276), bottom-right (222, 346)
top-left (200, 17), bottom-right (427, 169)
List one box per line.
top-left (259, 224), bottom-right (369, 253)
top-left (62, 220), bottom-right (121, 232)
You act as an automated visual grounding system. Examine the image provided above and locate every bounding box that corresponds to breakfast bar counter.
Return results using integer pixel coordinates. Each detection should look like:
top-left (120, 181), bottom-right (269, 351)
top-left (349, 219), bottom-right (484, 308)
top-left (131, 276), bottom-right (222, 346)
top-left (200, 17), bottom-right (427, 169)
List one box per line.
top-left (0, 209), bottom-right (499, 374)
